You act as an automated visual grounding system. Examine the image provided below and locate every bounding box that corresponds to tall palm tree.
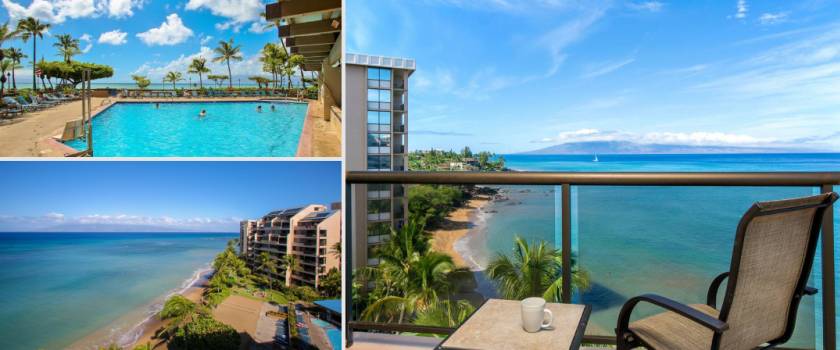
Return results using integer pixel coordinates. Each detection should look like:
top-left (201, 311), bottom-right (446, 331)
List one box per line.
top-left (0, 22), bottom-right (19, 60)
top-left (53, 34), bottom-right (80, 63)
top-left (212, 39), bottom-right (242, 89)
top-left (283, 253), bottom-right (298, 277)
top-left (257, 251), bottom-right (277, 291)
top-left (486, 236), bottom-right (590, 302)
top-left (187, 58), bottom-right (210, 89)
top-left (5, 48), bottom-right (23, 91)
top-left (163, 71), bottom-right (183, 90)
top-left (16, 17), bottom-right (50, 91)
top-left (288, 54), bottom-right (307, 89)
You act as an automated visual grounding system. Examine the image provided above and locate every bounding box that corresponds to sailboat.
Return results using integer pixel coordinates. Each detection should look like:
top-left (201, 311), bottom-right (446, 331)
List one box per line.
top-left (593, 153), bottom-right (599, 162)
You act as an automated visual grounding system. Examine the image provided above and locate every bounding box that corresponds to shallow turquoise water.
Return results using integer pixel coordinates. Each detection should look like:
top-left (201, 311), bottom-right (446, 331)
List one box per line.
top-left (464, 153), bottom-right (840, 348)
top-left (311, 318), bottom-right (341, 350)
top-left (65, 101), bottom-right (307, 157)
top-left (0, 232), bottom-right (234, 350)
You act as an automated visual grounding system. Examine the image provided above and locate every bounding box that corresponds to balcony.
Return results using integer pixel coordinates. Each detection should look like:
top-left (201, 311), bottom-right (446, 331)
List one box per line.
top-left (345, 171), bottom-right (840, 350)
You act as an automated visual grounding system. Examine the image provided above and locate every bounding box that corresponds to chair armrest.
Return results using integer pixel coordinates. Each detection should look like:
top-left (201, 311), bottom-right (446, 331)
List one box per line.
top-left (617, 294), bottom-right (729, 335)
top-left (706, 272), bottom-right (730, 308)
top-left (803, 286), bottom-right (818, 296)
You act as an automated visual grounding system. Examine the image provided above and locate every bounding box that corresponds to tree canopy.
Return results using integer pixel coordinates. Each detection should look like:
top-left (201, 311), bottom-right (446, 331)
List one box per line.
top-left (37, 61), bottom-right (113, 87)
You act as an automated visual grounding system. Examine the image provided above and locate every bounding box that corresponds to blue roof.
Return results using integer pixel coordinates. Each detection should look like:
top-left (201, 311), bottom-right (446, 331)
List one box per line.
top-left (315, 299), bottom-right (342, 315)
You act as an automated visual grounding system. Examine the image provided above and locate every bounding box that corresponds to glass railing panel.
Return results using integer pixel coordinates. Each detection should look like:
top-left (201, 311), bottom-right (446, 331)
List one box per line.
top-left (575, 185), bottom-right (816, 348)
top-left (348, 181), bottom-right (831, 348)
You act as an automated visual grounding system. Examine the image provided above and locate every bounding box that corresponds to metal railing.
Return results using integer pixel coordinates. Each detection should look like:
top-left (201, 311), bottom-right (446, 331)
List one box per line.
top-left (345, 171), bottom-right (840, 349)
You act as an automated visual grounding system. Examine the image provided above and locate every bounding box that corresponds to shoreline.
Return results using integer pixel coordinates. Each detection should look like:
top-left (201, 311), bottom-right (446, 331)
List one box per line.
top-left (429, 195), bottom-right (493, 270)
top-left (67, 266), bottom-right (214, 350)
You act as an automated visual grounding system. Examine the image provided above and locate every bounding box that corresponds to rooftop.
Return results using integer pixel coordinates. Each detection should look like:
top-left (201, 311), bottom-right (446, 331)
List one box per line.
top-left (346, 53), bottom-right (416, 72)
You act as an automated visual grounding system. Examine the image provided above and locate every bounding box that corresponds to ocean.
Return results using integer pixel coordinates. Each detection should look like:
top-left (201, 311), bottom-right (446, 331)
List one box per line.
top-left (0, 232), bottom-right (235, 350)
top-left (459, 153), bottom-right (840, 348)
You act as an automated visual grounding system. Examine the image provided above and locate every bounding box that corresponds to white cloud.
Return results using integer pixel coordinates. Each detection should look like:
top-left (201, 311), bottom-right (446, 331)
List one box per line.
top-left (79, 33), bottom-right (93, 53)
top-left (734, 0), bottom-right (747, 19)
top-left (0, 212), bottom-right (240, 231)
top-left (102, 0), bottom-right (144, 18)
top-left (136, 14), bottom-right (194, 46)
top-left (2, 0), bottom-right (96, 23)
top-left (185, 0), bottom-right (263, 30)
top-left (199, 34), bottom-right (214, 45)
top-left (758, 12), bottom-right (788, 25)
top-left (537, 8), bottom-right (605, 77)
top-left (537, 128), bottom-right (773, 146)
top-left (1, 0), bottom-right (143, 23)
top-left (627, 1), bottom-right (663, 12)
top-left (98, 29), bottom-right (127, 45)
top-left (581, 57), bottom-right (635, 78)
top-left (132, 46), bottom-right (264, 81)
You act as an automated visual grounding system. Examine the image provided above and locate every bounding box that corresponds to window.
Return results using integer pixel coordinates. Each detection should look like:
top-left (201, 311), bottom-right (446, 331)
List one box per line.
top-left (367, 133), bottom-right (391, 154)
top-left (368, 222), bottom-right (391, 236)
top-left (367, 199), bottom-right (390, 214)
top-left (367, 111), bottom-right (391, 132)
top-left (367, 67), bottom-right (391, 89)
top-left (367, 155), bottom-right (391, 170)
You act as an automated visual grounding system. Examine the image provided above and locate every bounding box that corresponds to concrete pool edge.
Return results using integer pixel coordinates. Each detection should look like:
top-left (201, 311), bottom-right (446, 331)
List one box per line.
top-left (54, 98), bottom-right (312, 157)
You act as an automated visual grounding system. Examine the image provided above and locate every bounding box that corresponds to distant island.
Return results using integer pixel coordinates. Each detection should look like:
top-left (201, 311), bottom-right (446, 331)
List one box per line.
top-left (520, 141), bottom-right (824, 155)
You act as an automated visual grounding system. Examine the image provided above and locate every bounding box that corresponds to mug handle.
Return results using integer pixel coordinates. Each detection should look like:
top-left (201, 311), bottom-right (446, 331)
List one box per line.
top-left (542, 309), bottom-right (554, 329)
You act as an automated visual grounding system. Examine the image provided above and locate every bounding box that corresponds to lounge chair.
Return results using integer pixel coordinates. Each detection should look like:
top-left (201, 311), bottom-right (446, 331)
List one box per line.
top-left (15, 96), bottom-right (44, 110)
top-left (616, 192), bottom-right (838, 350)
top-left (32, 95), bottom-right (59, 107)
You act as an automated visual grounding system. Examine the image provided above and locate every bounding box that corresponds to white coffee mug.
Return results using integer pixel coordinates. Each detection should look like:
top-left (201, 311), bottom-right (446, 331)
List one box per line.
top-left (521, 297), bottom-right (554, 333)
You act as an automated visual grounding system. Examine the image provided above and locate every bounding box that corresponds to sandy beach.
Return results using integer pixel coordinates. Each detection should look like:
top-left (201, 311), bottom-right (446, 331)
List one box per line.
top-left (129, 285), bottom-right (207, 349)
top-left (430, 196), bottom-right (491, 268)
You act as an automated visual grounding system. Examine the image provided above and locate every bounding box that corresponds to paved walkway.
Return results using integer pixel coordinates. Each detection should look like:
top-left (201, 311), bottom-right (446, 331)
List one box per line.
top-left (254, 303), bottom-right (289, 349)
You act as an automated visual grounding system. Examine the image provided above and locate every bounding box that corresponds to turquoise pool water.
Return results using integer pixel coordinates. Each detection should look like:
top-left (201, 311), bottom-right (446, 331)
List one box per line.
top-left (311, 318), bottom-right (341, 350)
top-left (65, 101), bottom-right (308, 157)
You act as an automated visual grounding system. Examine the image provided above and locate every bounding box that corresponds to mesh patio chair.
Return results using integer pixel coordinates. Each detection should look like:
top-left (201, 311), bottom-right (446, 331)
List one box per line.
top-left (616, 192), bottom-right (838, 350)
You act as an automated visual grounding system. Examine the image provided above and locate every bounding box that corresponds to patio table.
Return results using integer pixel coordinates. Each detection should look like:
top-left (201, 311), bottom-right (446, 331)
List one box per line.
top-left (437, 298), bottom-right (591, 350)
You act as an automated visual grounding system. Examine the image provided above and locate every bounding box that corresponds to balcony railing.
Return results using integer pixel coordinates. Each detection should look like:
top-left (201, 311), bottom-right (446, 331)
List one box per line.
top-left (345, 171), bottom-right (840, 350)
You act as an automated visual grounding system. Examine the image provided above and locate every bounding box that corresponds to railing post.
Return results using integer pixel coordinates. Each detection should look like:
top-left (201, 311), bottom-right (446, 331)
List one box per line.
top-left (562, 184), bottom-right (572, 303)
top-left (820, 184), bottom-right (835, 350)
top-left (345, 183), bottom-right (353, 347)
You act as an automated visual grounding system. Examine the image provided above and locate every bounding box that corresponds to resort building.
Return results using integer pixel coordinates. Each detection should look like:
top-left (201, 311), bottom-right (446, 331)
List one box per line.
top-left (265, 0), bottom-right (343, 126)
top-left (239, 205), bottom-right (341, 290)
top-left (345, 53), bottom-right (416, 269)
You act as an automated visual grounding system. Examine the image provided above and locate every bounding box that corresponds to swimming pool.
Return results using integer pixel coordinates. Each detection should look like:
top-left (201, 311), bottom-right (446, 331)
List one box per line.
top-left (311, 318), bottom-right (341, 350)
top-left (64, 101), bottom-right (308, 157)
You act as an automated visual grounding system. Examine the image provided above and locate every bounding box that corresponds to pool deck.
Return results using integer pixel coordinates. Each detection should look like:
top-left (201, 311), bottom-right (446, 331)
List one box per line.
top-left (0, 96), bottom-right (341, 157)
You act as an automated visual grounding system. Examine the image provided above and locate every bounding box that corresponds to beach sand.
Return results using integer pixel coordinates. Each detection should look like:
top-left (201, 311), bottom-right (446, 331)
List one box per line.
top-left (430, 196), bottom-right (491, 267)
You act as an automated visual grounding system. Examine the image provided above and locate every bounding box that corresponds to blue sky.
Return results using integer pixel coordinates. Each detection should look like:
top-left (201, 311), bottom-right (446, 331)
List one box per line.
top-left (0, 161), bottom-right (341, 232)
top-left (0, 0), bottom-right (280, 84)
top-left (348, 0), bottom-right (840, 153)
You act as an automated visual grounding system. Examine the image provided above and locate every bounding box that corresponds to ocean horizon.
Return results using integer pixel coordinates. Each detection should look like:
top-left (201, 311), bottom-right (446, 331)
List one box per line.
top-left (458, 153), bottom-right (840, 349)
top-left (0, 232), bottom-right (236, 350)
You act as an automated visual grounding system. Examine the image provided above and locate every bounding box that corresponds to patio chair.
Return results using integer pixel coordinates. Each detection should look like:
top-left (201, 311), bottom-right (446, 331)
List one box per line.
top-left (616, 192), bottom-right (838, 350)
top-left (15, 96), bottom-right (44, 110)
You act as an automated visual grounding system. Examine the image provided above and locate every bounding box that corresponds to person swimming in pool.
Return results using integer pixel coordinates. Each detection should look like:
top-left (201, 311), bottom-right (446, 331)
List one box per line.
top-left (199, 109), bottom-right (207, 118)
top-left (256, 105), bottom-right (263, 113)
top-left (270, 105), bottom-right (276, 112)
top-left (155, 103), bottom-right (160, 109)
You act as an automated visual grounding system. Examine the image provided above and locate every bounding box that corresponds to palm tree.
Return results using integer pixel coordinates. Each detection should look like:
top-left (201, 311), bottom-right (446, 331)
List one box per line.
top-left (53, 34), bottom-right (80, 63)
top-left (157, 295), bottom-right (204, 348)
top-left (257, 251), bottom-right (277, 291)
top-left (212, 39), bottom-right (242, 89)
top-left (163, 71), bottom-right (183, 90)
top-left (0, 22), bottom-right (19, 60)
top-left (330, 241), bottom-right (341, 260)
top-left (6, 48), bottom-right (25, 91)
top-left (16, 17), bottom-right (50, 91)
top-left (486, 236), bottom-right (590, 303)
top-left (260, 43), bottom-right (287, 88)
top-left (288, 53), bottom-right (307, 89)
top-left (0, 59), bottom-right (11, 96)
top-left (187, 57), bottom-right (210, 89)
top-left (283, 253), bottom-right (298, 276)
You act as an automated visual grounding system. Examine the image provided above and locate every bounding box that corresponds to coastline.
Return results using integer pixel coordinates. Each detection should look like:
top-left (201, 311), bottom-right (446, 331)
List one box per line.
top-left (430, 195), bottom-right (493, 269)
top-left (67, 266), bottom-right (214, 350)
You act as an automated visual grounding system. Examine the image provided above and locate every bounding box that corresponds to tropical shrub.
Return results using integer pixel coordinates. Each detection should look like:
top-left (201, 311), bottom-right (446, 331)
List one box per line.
top-left (37, 61), bottom-right (113, 87)
top-left (319, 267), bottom-right (341, 298)
top-left (408, 185), bottom-right (466, 227)
top-left (170, 315), bottom-right (239, 350)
